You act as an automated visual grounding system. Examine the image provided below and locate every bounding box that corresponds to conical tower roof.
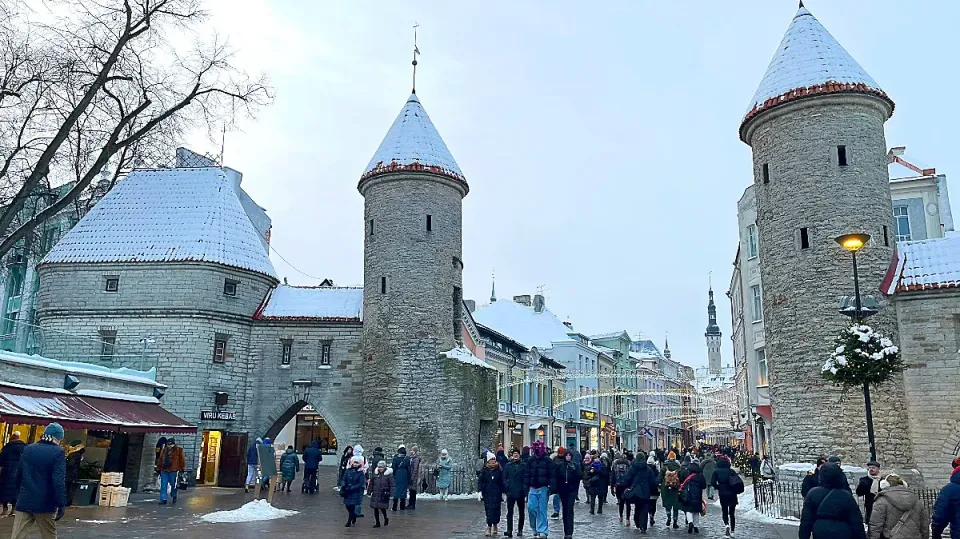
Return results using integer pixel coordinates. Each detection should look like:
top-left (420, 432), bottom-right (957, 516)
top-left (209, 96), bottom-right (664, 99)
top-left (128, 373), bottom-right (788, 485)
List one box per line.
top-left (360, 93), bottom-right (466, 189)
top-left (741, 5), bottom-right (893, 137)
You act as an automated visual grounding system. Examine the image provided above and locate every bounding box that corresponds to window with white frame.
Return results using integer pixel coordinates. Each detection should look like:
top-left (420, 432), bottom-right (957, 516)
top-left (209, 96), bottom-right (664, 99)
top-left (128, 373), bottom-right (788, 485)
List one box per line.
top-left (747, 224), bottom-right (758, 259)
top-left (757, 348), bottom-right (768, 386)
top-left (751, 285), bottom-right (763, 322)
top-left (894, 206), bottom-right (912, 241)
top-left (499, 373), bottom-right (507, 401)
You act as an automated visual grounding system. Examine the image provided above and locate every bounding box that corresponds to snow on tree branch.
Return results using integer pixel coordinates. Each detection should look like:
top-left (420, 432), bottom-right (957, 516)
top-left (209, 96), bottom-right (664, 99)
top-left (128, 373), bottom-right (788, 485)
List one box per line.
top-left (822, 324), bottom-right (904, 389)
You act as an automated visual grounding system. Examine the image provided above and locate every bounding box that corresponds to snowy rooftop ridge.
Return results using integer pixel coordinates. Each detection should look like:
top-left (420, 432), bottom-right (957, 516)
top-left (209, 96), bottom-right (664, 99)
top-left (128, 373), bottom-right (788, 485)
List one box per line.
top-left (472, 299), bottom-right (574, 349)
top-left (742, 6), bottom-right (892, 132)
top-left (441, 347), bottom-right (496, 371)
top-left (0, 350), bottom-right (161, 386)
top-left (256, 284), bottom-right (363, 322)
top-left (885, 234), bottom-right (960, 294)
top-left (41, 168), bottom-right (277, 279)
top-left (360, 93), bottom-right (465, 186)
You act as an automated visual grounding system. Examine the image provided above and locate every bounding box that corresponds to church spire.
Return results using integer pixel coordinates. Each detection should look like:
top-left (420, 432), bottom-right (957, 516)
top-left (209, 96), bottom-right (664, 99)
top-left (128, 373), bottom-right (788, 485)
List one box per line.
top-left (490, 271), bottom-right (497, 303)
top-left (706, 277), bottom-right (721, 337)
top-left (664, 334), bottom-right (672, 360)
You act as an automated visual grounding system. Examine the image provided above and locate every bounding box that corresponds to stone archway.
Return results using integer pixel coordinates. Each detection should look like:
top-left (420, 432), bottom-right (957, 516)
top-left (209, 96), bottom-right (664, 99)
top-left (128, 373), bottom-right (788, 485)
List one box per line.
top-left (254, 387), bottom-right (362, 453)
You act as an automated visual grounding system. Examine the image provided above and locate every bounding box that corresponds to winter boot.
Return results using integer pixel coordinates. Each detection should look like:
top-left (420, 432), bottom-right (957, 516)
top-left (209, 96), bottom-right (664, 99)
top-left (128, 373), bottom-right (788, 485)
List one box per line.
top-left (674, 520), bottom-right (680, 529)
top-left (384, 515), bottom-right (389, 526)
top-left (392, 499), bottom-right (398, 512)
top-left (551, 512), bottom-right (559, 519)
top-left (399, 499), bottom-right (406, 511)
top-left (666, 517), bottom-right (671, 527)
top-left (688, 522), bottom-right (694, 534)
top-left (650, 513), bottom-right (655, 526)
top-left (725, 525), bottom-right (732, 537)
top-left (493, 524), bottom-right (499, 535)
top-left (485, 526), bottom-right (492, 536)
top-left (694, 526), bottom-right (700, 534)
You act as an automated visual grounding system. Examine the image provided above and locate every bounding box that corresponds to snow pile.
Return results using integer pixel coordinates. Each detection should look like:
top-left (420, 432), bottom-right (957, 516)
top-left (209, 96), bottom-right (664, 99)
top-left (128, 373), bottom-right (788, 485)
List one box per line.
top-left (779, 462), bottom-right (815, 473)
top-left (200, 500), bottom-right (299, 523)
top-left (441, 348), bottom-right (496, 371)
top-left (414, 492), bottom-right (478, 501)
top-left (714, 483), bottom-right (800, 527)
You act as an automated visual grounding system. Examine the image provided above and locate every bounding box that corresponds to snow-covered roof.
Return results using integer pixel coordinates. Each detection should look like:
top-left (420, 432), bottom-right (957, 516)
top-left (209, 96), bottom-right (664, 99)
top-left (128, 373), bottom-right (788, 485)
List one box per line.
top-left (0, 351), bottom-right (161, 386)
top-left (742, 6), bottom-right (892, 133)
top-left (441, 347), bottom-right (496, 371)
top-left (885, 234), bottom-right (960, 294)
top-left (630, 339), bottom-right (665, 360)
top-left (472, 300), bottom-right (573, 349)
top-left (41, 168), bottom-right (277, 279)
top-left (256, 285), bottom-right (363, 322)
top-left (360, 93), bottom-right (466, 186)
top-left (589, 331), bottom-right (629, 341)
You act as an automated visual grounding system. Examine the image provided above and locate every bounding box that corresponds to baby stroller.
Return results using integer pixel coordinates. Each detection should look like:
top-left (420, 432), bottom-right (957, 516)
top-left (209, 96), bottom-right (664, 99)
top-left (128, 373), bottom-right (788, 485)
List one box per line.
top-left (301, 470), bottom-right (319, 494)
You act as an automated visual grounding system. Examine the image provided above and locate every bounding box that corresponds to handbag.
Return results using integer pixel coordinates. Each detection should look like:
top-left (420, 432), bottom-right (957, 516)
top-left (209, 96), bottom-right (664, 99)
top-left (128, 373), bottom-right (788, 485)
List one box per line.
top-left (433, 467), bottom-right (440, 478)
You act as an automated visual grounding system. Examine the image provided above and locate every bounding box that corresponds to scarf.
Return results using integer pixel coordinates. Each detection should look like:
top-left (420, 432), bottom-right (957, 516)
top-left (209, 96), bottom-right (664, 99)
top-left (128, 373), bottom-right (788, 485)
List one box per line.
top-left (868, 471), bottom-right (882, 496)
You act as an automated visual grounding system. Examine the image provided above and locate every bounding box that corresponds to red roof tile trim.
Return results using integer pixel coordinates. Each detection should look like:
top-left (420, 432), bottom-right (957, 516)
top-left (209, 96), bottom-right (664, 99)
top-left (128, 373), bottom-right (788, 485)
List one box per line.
top-left (741, 81), bottom-right (894, 130)
top-left (359, 161), bottom-right (469, 192)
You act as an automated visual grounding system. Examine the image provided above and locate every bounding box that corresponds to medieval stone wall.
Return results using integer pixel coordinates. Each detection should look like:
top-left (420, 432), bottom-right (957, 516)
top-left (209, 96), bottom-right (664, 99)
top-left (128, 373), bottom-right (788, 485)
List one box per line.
top-left (745, 95), bottom-right (913, 469)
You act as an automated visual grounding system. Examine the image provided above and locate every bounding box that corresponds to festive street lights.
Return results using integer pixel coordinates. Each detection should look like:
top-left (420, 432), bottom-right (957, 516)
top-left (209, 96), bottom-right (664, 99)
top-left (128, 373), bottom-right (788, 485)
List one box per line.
top-left (834, 233), bottom-right (878, 462)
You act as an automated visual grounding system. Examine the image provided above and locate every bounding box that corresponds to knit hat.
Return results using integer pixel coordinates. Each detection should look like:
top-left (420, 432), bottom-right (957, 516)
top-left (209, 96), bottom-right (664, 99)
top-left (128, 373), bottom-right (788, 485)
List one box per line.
top-left (953, 456), bottom-right (960, 469)
top-left (882, 474), bottom-right (906, 488)
top-left (263, 438), bottom-right (271, 444)
top-left (557, 447), bottom-right (566, 456)
top-left (667, 451), bottom-right (676, 460)
top-left (485, 451), bottom-right (496, 462)
top-left (377, 460), bottom-right (387, 468)
top-left (42, 423), bottom-right (64, 442)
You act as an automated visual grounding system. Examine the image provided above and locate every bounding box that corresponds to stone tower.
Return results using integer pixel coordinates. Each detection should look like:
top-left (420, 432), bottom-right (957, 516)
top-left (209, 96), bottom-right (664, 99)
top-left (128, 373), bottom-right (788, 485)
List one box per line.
top-left (741, 5), bottom-right (912, 468)
top-left (360, 91), bottom-right (485, 459)
top-left (705, 281), bottom-right (722, 374)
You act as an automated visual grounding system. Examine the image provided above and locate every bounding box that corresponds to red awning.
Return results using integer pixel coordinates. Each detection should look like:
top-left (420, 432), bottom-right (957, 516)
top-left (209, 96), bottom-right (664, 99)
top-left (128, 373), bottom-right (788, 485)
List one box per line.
top-left (756, 405), bottom-right (773, 424)
top-left (0, 385), bottom-right (196, 434)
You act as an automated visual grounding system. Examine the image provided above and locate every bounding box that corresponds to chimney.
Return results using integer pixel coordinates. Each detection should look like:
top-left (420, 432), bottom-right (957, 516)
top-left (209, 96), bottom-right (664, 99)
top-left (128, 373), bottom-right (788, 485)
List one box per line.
top-left (533, 294), bottom-right (545, 313)
top-left (513, 295), bottom-right (531, 307)
top-left (464, 299), bottom-right (476, 313)
top-left (563, 321), bottom-right (573, 330)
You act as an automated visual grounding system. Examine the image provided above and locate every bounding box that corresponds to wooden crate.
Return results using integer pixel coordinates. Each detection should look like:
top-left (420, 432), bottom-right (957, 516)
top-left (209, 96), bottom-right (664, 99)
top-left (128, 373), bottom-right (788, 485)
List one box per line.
top-left (98, 486), bottom-right (116, 506)
top-left (112, 487), bottom-right (131, 507)
top-left (99, 472), bottom-right (123, 486)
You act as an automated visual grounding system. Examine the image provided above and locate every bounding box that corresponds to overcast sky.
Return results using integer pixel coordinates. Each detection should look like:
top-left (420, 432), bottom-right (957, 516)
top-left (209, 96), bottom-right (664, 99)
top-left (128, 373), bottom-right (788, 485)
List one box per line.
top-left (190, 0), bottom-right (960, 370)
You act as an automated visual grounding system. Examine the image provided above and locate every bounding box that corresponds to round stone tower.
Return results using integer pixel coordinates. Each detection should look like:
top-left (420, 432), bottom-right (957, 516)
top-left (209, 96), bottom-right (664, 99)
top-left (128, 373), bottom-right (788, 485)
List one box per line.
top-left (359, 92), bottom-right (471, 457)
top-left (740, 5), bottom-right (913, 468)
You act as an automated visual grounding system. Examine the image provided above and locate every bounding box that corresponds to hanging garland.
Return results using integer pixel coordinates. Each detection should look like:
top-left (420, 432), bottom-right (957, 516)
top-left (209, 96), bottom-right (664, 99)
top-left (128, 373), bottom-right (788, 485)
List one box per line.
top-left (821, 324), bottom-right (904, 388)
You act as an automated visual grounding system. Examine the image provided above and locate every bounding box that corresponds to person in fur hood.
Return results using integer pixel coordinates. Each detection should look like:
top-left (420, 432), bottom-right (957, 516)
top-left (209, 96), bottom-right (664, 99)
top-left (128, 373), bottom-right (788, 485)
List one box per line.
top-left (367, 460), bottom-right (394, 528)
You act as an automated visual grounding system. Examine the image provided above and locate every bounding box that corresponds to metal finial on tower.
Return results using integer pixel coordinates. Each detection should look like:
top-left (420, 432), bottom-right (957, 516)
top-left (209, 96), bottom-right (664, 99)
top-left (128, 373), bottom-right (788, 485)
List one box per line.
top-left (490, 270), bottom-right (497, 303)
top-left (799, 0), bottom-right (805, 8)
top-left (412, 22), bottom-right (420, 94)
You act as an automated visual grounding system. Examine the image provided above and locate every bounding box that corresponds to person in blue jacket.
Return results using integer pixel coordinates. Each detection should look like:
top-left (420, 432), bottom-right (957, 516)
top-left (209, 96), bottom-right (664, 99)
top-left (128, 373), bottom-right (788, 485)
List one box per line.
top-left (245, 438), bottom-right (261, 493)
top-left (933, 456), bottom-right (960, 539)
top-left (11, 423), bottom-right (66, 538)
top-left (301, 440), bottom-right (323, 494)
top-left (340, 457), bottom-right (366, 528)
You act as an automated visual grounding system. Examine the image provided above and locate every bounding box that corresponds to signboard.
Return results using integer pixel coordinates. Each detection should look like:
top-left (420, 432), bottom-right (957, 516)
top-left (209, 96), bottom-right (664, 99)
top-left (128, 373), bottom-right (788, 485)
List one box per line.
top-left (566, 427), bottom-right (577, 434)
top-left (579, 410), bottom-right (597, 421)
top-left (733, 432), bottom-right (746, 440)
top-left (201, 410), bottom-right (237, 421)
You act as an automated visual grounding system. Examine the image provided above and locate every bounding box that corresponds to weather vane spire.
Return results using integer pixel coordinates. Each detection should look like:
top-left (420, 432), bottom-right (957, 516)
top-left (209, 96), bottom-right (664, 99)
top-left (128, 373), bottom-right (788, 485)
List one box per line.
top-left (412, 22), bottom-right (420, 94)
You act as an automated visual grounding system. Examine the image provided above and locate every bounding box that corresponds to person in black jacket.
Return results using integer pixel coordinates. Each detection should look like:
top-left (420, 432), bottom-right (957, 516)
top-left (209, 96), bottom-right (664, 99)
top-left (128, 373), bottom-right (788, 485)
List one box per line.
top-left (680, 461), bottom-right (707, 534)
top-left (556, 451), bottom-right (582, 539)
top-left (503, 450), bottom-right (527, 538)
top-left (711, 456), bottom-right (744, 536)
top-left (799, 462), bottom-right (866, 539)
top-left (524, 441), bottom-right (556, 538)
top-left (301, 441), bottom-right (323, 494)
top-left (802, 458), bottom-right (826, 499)
top-left (12, 423), bottom-right (66, 538)
top-left (855, 460), bottom-right (883, 524)
top-left (618, 452), bottom-right (659, 534)
top-left (0, 431), bottom-right (26, 516)
top-left (478, 452), bottom-right (505, 536)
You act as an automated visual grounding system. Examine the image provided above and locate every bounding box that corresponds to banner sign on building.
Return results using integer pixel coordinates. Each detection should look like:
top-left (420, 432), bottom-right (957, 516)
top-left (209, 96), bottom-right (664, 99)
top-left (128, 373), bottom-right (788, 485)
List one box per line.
top-left (201, 410), bottom-right (237, 421)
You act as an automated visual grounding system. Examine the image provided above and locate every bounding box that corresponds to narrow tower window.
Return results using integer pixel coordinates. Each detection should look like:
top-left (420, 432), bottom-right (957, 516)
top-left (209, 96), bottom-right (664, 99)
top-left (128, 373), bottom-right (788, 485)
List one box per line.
top-left (800, 227), bottom-right (810, 249)
top-left (369, 219), bottom-right (374, 237)
top-left (837, 145), bottom-right (848, 166)
top-left (381, 276), bottom-right (387, 294)
top-left (883, 225), bottom-right (889, 246)
top-left (426, 215), bottom-right (432, 232)
top-left (762, 163), bottom-right (770, 184)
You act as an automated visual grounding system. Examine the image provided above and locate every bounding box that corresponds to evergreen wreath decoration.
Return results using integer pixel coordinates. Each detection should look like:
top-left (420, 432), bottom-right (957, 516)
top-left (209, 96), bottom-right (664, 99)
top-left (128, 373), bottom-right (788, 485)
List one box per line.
top-left (822, 324), bottom-right (904, 388)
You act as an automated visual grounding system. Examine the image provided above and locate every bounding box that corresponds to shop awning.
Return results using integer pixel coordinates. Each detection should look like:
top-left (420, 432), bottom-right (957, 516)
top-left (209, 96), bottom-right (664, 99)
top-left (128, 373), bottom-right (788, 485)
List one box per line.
top-left (0, 385), bottom-right (196, 434)
top-left (529, 423), bottom-right (542, 430)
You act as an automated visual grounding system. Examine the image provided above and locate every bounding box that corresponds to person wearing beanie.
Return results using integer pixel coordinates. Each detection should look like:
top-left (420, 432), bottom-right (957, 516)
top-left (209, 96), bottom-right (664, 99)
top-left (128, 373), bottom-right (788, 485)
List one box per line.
top-left (390, 445), bottom-right (410, 511)
top-left (611, 451), bottom-right (632, 525)
top-left (932, 457), bottom-right (960, 539)
top-left (503, 449), bottom-right (527, 537)
top-left (367, 460), bottom-right (393, 528)
top-left (0, 430), bottom-right (25, 517)
top-left (524, 439), bottom-right (556, 535)
top-left (551, 446), bottom-right (564, 520)
top-left (245, 438), bottom-right (262, 493)
top-left (156, 437), bottom-right (185, 505)
top-left (478, 451), bottom-right (505, 536)
top-left (856, 460), bottom-right (884, 523)
top-left (556, 450), bottom-right (583, 539)
top-left (799, 462), bottom-right (866, 539)
top-left (340, 457), bottom-right (366, 527)
top-left (659, 450), bottom-right (683, 528)
top-left (11, 424), bottom-right (66, 537)
top-left (435, 449), bottom-right (453, 500)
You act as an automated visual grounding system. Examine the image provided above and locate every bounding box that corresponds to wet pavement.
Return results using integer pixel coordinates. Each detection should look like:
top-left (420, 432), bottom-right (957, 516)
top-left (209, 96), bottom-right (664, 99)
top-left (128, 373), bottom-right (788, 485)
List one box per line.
top-left (0, 469), bottom-right (798, 538)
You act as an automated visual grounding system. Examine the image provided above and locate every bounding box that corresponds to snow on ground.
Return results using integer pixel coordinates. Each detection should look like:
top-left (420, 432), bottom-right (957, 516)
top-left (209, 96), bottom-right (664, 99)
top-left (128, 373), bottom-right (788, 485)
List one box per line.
top-left (414, 492), bottom-right (478, 501)
top-left (778, 462), bottom-right (815, 472)
top-left (200, 500), bottom-right (299, 523)
top-left (713, 483), bottom-right (800, 527)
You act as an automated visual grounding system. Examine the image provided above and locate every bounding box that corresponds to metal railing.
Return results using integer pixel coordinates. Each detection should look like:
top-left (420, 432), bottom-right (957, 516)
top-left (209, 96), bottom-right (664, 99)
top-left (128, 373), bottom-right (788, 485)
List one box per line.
top-left (419, 467), bottom-right (472, 495)
top-left (752, 477), bottom-right (941, 522)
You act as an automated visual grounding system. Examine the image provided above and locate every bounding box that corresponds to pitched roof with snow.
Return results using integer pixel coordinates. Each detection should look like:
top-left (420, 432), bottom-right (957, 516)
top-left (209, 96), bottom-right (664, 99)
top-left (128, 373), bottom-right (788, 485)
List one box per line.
top-left (884, 234), bottom-right (960, 294)
top-left (741, 6), bottom-right (893, 135)
top-left (255, 285), bottom-right (363, 322)
top-left (41, 168), bottom-right (277, 279)
top-left (629, 339), bottom-right (665, 360)
top-left (472, 300), bottom-right (573, 349)
top-left (360, 93), bottom-right (466, 188)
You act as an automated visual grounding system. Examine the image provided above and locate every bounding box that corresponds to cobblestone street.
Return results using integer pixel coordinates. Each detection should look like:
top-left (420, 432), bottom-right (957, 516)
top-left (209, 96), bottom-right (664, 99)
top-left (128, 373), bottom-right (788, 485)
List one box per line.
top-left (0, 469), bottom-right (797, 538)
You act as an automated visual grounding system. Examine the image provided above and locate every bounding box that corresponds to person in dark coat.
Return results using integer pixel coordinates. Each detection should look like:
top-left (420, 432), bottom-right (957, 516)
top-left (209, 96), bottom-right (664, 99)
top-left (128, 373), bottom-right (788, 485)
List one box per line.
top-left (391, 445), bottom-right (411, 511)
top-left (503, 450), bottom-right (527, 537)
top-left (933, 456), bottom-right (960, 539)
top-left (524, 440), bottom-right (555, 538)
top-left (680, 461), bottom-right (707, 534)
top-left (711, 456), bottom-right (745, 536)
top-left (611, 452), bottom-right (632, 525)
top-left (245, 438), bottom-right (261, 493)
top-left (618, 452), bottom-right (659, 533)
top-left (520, 446), bottom-right (530, 464)
top-left (660, 452), bottom-right (683, 528)
top-left (367, 460), bottom-right (393, 528)
top-left (556, 450), bottom-right (582, 539)
top-left (799, 462), bottom-right (866, 539)
top-left (646, 454), bottom-right (661, 528)
top-left (338, 445), bottom-right (353, 485)
top-left (802, 458), bottom-right (827, 498)
top-left (496, 447), bottom-right (509, 470)
top-left (0, 431), bottom-right (26, 516)
top-left (856, 461), bottom-right (884, 524)
top-left (12, 424), bottom-right (66, 539)
top-left (279, 446), bottom-right (299, 493)
top-left (478, 452), bottom-right (505, 536)
top-left (340, 457), bottom-right (366, 527)
top-left (64, 441), bottom-right (85, 507)
top-left (749, 453), bottom-right (761, 480)
top-left (301, 440), bottom-right (322, 494)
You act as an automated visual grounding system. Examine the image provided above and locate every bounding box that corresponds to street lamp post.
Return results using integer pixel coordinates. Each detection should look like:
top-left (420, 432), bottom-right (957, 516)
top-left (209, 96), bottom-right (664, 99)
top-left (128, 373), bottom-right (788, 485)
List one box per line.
top-left (834, 233), bottom-right (878, 463)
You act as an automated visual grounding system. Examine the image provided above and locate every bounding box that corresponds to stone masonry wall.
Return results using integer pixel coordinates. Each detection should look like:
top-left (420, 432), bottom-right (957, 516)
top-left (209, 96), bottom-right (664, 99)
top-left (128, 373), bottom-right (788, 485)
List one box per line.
top-left (745, 95), bottom-right (914, 470)
top-left (894, 290), bottom-right (960, 487)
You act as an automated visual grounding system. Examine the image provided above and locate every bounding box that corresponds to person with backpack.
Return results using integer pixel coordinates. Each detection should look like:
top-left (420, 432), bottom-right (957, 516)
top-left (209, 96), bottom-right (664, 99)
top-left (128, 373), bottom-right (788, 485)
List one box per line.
top-left (701, 453), bottom-right (717, 500)
top-left (799, 462), bottom-right (866, 539)
top-left (712, 456), bottom-right (745, 537)
top-left (868, 474), bottom-right (929, 539)
top-left (611, 452), bottom-right (632, 526)
top-left (660, 451), bottom-right (683, 529)
top-left (679, 461), bottom-right (707, 534)
top-left (618, 451), bottom-right (659, 534)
